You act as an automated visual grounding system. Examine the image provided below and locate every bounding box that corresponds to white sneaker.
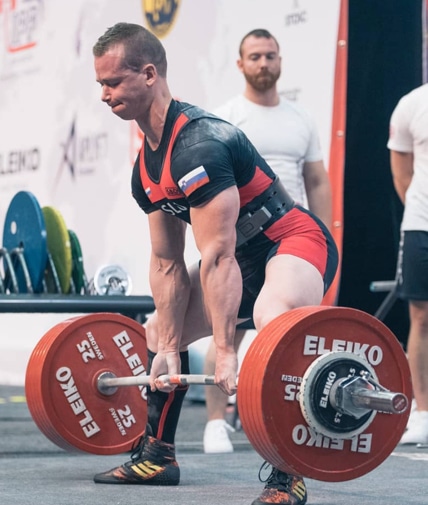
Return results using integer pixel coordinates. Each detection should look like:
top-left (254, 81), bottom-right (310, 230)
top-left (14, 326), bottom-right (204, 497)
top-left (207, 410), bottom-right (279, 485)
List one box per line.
top-left (203, 419), bottom-right (235, 454)
top-left (399, 410), bottom-right (428, 445)
top-left (405, 399), bottom-right (417, 428)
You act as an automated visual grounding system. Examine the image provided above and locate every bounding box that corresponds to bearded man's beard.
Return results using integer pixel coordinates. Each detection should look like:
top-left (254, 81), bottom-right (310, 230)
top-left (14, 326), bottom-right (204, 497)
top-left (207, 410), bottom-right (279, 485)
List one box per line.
top-left (244, 69), bottom-right (280, 92)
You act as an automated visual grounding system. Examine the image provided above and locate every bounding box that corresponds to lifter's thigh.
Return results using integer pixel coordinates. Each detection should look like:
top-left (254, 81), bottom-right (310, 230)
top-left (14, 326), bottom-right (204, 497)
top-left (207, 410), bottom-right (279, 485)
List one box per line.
top-left (253, 254), bottom-right (324, 331)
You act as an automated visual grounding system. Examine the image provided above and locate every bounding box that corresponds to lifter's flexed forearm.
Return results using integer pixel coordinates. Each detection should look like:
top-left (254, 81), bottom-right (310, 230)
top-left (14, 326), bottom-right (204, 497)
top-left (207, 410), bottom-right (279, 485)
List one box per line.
top-left (191, 186), bottom-right (242, 396)
top-left (147, 212), bottom-right (191, 391)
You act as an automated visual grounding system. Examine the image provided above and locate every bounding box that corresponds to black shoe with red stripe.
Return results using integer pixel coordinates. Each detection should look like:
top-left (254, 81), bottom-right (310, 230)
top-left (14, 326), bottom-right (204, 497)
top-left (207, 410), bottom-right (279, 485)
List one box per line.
top-left (251, 463), bottom-right (307, 505)
top-left (93, 434), bottom-right (180, 485)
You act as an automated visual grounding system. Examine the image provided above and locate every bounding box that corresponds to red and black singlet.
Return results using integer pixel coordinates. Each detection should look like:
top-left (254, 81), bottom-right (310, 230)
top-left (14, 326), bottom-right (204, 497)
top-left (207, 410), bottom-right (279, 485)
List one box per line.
top-left (131, 100), bottom-right (278, 224)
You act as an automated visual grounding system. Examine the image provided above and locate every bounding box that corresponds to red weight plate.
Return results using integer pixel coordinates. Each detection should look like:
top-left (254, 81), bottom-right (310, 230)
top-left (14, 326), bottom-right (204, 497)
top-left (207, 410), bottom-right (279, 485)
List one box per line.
top-left (25, 313), bottom-right (148, 455)
top-left (237, 306), bottom-right (412, 482)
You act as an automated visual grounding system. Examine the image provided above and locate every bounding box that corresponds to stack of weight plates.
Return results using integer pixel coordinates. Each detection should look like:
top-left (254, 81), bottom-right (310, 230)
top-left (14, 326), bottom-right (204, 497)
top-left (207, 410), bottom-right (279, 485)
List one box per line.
top-left (1, 191), bottom-right (89, 294)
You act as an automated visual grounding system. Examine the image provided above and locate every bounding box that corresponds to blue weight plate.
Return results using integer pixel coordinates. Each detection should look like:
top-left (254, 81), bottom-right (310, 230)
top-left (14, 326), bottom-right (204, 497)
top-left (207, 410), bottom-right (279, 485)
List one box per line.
top-left (2, 191), bottom-right (47, 293)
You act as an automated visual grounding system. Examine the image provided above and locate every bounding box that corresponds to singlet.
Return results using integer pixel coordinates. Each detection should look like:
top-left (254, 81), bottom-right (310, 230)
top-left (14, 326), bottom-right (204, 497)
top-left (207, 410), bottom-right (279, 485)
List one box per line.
top-left (131, 99), bottom-right (290, 235)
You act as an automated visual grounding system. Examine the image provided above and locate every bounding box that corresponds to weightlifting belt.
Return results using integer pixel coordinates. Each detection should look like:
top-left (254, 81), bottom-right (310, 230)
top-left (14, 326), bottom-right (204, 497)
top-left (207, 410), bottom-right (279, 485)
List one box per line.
top-left (235, 176), bottom-right (295, 248)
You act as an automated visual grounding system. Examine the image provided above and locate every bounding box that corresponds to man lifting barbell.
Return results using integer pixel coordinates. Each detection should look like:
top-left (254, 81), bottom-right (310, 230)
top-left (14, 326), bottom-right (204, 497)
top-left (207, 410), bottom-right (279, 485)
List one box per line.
top-left (25, 21), bottom-right (339, 505)
top-left (91, 21), bottom-right (340, 504)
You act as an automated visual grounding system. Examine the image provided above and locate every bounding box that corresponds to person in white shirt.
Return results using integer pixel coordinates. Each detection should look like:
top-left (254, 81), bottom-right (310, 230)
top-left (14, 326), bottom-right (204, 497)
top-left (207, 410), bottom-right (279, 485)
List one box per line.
top-left (387, 83), bottom-right (428, 445)
top-left (203, 28), bottom-right (332, 454)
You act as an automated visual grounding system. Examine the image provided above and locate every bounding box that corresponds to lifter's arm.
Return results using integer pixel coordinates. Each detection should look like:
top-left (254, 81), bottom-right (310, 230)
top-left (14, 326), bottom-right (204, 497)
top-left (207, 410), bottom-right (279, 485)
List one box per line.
top-left (147, 211), bottom-right (190, 388)
top-left (190, 185), bottom-right (242, 395)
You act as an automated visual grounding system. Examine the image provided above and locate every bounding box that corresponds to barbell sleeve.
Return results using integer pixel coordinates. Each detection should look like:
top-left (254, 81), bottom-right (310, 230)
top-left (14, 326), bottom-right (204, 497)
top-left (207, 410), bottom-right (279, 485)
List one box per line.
top-left (330, 374), bottom-right (409, 418)
top-left (349, 389), bottom-right (409, 414)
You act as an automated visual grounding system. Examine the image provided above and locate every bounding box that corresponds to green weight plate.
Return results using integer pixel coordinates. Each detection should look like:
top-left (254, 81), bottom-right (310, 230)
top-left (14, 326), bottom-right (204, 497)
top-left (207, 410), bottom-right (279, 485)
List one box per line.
top-left (42, 206), bottom-right (72, 293)
top-left (68, 229), bottom-right (86, 294)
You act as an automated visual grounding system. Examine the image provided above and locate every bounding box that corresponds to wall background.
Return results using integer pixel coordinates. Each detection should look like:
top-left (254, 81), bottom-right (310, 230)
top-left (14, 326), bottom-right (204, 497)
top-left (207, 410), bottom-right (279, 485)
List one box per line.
top-left (0, 0), bottom-right (344, 385)
top-left (1, 0), bottom-right (424, 385)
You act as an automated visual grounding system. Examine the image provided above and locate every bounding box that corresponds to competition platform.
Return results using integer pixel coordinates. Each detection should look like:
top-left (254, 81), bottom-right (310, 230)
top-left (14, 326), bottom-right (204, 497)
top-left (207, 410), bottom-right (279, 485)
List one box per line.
top-left (0, 385), bottom-right (427, 505)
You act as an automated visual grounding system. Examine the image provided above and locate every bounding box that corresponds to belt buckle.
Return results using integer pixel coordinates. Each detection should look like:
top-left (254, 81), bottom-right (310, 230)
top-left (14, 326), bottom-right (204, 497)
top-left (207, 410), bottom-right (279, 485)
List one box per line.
top-left (236, 206), bottom-right (272, 247)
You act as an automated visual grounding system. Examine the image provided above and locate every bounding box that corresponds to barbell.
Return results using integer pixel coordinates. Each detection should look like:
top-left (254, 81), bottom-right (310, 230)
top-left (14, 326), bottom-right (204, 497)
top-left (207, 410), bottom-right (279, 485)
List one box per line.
top-left (25, 306), bottom-right (412, 483)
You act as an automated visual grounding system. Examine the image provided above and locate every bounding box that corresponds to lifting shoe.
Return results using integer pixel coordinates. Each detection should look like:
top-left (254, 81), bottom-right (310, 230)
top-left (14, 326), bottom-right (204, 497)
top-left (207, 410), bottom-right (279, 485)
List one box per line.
top-left (94, 433), bottom-right (180, 485)
top-left (251, 462), bottom-right (307, 505)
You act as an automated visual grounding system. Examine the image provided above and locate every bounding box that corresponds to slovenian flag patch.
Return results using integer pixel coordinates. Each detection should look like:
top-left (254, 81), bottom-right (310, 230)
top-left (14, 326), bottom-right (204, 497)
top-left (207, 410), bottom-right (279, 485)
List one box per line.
top-left (178, 166), bottom-right (210, 196)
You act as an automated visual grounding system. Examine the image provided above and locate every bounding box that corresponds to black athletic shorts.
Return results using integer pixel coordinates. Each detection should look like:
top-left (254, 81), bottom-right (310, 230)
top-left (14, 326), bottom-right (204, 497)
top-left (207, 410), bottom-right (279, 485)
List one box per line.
top-left (398, 230), bottom-right (428, 301)
top-left (235, 207), bottom-right (338, 319)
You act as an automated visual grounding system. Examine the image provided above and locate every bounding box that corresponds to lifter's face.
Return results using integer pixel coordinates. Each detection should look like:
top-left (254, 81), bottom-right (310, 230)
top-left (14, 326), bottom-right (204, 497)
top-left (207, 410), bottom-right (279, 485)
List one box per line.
top-left (237, 35), bottom-right (281, 92)
top-left (94, 43), bottom-right (153, 120)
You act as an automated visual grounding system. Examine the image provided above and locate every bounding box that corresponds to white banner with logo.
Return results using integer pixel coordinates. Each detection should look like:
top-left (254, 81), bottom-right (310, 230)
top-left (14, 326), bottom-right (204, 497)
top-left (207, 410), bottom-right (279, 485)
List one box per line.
top-left (0, 0), bottom-right (343, 384)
